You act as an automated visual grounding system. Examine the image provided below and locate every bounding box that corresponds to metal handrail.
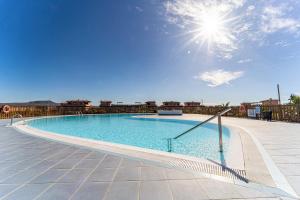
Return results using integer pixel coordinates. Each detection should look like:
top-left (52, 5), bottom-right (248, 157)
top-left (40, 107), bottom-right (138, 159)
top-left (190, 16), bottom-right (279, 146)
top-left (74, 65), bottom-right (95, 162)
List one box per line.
top-left (169, 108), bottom-right (232, 152)
top-left (174, 108), bottom-right (231, 139)
top-left (10, 114), bottom-right (23, 125)
top-left (76, 111), bottom-right (83, 116)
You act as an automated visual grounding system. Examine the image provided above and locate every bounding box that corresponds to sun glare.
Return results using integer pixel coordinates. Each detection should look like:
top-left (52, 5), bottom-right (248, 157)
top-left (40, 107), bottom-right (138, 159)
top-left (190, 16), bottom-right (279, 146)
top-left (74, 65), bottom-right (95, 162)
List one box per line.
top-left (195, 8), bottom-right (229, 46)
top-left (166, 1), bottom-right (240, 57)
top-left (202, 11), bottom-right (223, 37)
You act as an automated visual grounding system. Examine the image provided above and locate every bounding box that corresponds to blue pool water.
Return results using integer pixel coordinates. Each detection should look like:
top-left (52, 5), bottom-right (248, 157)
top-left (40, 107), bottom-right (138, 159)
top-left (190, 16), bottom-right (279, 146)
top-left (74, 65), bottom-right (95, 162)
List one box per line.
top-left (28, 114), bottom-right (230, 161)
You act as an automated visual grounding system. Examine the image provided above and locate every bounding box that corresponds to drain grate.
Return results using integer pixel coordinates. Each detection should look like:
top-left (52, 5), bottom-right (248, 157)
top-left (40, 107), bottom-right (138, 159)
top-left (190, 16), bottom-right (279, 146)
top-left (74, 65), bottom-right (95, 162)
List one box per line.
top-left (166, 158), bottom-right (248, 182)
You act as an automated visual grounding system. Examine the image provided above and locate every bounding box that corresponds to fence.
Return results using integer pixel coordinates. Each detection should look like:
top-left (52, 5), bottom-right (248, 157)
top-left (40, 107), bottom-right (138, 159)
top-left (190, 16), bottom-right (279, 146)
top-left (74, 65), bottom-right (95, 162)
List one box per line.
top-left (1, 104), bottom-right (299, 123)
top-left (260, 104), bottom-right (300, 122)
top-left (183, 106), bottom-right (243, 117)
top-left (0, 106), bottom-right (60, 119)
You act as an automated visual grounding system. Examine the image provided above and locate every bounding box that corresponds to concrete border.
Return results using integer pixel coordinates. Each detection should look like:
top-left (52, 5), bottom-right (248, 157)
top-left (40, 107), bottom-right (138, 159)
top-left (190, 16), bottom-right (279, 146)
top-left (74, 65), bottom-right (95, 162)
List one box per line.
top-left (12, 115), bottom-right (247, 179)
top-left (226, 122), bottom-right (298, 198)
top-left (8, 115), bottom-right (297, 198)
top-left (13, 115), bottom-right (244, 168)
top-left (138, 114), bottom-right (298, 198)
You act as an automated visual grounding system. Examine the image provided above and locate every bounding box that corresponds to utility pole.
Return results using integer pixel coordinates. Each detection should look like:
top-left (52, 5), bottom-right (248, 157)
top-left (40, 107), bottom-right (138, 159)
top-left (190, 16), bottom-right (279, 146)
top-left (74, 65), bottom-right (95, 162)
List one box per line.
top-left (277, 84), bottom-right (281, 105)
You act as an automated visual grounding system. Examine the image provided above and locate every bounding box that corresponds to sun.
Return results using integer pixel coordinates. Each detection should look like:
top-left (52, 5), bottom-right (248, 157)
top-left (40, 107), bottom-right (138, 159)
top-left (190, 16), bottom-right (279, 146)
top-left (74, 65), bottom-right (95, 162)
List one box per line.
top-left (166, 1), bottom-right (239, 57)
top-left (193, 8), bottom-right (231, 46)
top-left (174, 4), bottom-right (236, 53)
top-left (201, 11), bottom-right (223, 38)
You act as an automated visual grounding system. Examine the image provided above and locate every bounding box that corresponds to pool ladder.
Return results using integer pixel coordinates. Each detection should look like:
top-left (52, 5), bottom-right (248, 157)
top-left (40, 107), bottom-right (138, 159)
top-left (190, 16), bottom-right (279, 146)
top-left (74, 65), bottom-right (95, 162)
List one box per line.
top-left (10, 114), bottom-right (23, 126)
top-left (76, 111), bottom-right (83, 116)
top-left (167, 108), bottom-right (232, 153)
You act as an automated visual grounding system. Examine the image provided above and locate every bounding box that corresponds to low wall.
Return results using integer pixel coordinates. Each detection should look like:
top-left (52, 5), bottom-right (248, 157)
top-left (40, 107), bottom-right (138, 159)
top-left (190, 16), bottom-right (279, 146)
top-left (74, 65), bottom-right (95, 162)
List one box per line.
top-left (260, 105), bottom-right (300, 122)
top-left (0, 106), bottom-right (60, 119)
top-left (87, 105), bottom-right (157, 114)
top-left (183, 106), bottom-right (243, 117)
top-left (1, 104), bottom-right (299, 122)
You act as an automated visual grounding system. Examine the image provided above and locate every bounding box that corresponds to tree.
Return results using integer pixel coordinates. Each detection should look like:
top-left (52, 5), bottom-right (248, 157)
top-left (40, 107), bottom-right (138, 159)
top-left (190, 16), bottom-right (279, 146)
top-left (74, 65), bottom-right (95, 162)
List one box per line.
top-left (289, 94), bottom-right (300, 105)
top-left (221, 102), bottom-right (230, 107)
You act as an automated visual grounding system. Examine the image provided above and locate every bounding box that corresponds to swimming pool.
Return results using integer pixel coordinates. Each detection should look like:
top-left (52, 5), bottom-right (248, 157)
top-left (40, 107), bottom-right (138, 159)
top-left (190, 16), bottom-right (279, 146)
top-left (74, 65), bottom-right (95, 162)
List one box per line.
top-left (27, 114), bottom-right (230, 161)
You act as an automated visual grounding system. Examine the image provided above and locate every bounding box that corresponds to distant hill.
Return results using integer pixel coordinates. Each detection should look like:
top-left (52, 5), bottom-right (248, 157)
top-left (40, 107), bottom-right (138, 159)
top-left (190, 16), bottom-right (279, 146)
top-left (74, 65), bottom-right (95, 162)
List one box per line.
top-left (0, 100), bottom-right (59, 106)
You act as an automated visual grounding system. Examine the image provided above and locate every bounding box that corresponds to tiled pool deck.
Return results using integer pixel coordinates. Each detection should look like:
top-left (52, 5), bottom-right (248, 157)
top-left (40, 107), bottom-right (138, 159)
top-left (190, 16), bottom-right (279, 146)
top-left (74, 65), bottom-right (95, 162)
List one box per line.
top-left (0, 117), bottom-right (299, 200)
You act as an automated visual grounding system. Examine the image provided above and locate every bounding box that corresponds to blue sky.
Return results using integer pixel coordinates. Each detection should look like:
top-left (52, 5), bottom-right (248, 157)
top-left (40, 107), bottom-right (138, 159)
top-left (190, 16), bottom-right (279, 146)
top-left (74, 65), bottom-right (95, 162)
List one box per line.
top-left (0, 0), bottom-right (300, 105)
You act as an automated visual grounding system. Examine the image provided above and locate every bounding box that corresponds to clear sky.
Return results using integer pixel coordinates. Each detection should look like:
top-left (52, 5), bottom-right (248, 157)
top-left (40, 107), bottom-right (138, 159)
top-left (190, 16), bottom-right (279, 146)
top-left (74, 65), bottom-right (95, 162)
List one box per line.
top-left (0, 0), bottom-right (300, 105)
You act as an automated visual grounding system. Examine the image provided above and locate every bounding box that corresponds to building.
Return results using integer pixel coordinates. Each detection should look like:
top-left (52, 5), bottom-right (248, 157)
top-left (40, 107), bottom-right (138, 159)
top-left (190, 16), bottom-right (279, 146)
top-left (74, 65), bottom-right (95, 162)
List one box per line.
top-left (61, 100), bottom-right (91, 107)
top-left (184, 101), bottom-right (201, 107)
top-left (99, 100), bottom-right (112, 107)
top-left (160, 101), bottom-right (182, 111)
top-left (240, 102), bottom-right (252, 107)
top-left (60, 100), bottom-right (92, 112)
top-left (260, 98), bottom-right (279, 106)
top-left (145, 101), bottom-right (156, 106)
top-left (162, 101), bottom-right (181, 107)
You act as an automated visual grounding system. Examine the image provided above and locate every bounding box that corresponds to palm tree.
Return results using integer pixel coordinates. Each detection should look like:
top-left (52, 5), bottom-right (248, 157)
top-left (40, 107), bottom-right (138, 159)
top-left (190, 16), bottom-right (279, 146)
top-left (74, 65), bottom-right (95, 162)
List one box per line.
top-left (289, 94), bottom-right (300, 105)
top-left (289, 95), bottom-right (293, 104)
top-left (221, 102), bottom-right (230, 107)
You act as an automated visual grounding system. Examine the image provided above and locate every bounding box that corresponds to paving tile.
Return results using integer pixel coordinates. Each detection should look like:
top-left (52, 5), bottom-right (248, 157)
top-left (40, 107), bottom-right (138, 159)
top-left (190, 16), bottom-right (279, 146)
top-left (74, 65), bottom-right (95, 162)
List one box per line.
top-left (59, 168), bottom-right (92, 183)
top-left (76, 148), bottom-right (92, 154)
top-left (98, 155), bottom-right (121, 168)
top-left (169, 179), bottom-right (209, 200)
top-left (29, 160), bottom-right (57, 171)
top-left (277, 164), bottom-right (300, 176)
top-left (234, 185), bottom-right (275, 199)
top-left (53, 158), bottom-right (82, 169)
top-left (114, 167), bottom-right (140, 181)
top-left (105, 181), bottom-right (139, 200)
top-left (30, 169), bottom-right (68, 183)
top-left (47, 152), bottom-right (72, 161)
top-left (271, 155), bottom-right (300, 164)
top-left (279, 197), bottom-right (298, 200)
top-left (197, 179), bottom-right (242, 199)
top-left (71, 182), bottom-right (109, 200)
top-left (1, 168), bottom-right (46, 184)
top-left (2, 183), bottom-right (50, 200)
top-left (0, 184), bottom-right (19, 198)
top-left (36, 183), bottom-right (80, 200)
top-left (68, 153), bottom-right (90, 159)
top-left (0, 160), bottom-right (29, 170)
top-left (85, 151), bottom-right (106, 159)
top-left (7, 159), bottom-right (41, 171)
top-left (87, 168), bottom-right (116, 182)
top-left (0, 169), bottom-right (20, 182)
top-left (120, 159), bottom-right (142, 168)
top-left (233, 198), bottom-right (280, 200)
top-left (286, 176), bottom-right (300, 195)
top-left (164, 168), bottom-right (195, 180)
top-left (75, 159), bottom-right (101, 169)
top-left (141, 166), bottom-right (166, 181)
top-left (140, 180), bottom-right (173, 200)
top-left (0, 119), bottom-right (294, 200)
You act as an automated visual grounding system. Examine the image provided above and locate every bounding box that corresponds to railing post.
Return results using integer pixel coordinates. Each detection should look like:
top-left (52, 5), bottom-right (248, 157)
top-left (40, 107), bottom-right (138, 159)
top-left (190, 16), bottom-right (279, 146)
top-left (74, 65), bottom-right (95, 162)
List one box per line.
top-left (218, 114), bottom-right (223, 152)
top-left (167, 138), bottom-right (172, 152)
top-left (173, 108), bottom-right (230, 153)
top-left (10, 114), bottom-right (22, 126)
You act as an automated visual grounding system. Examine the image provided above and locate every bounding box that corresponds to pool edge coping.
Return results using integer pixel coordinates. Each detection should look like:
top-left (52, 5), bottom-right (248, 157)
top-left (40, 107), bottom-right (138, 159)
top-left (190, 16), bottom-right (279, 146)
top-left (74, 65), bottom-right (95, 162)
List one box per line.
top-left (10, 114), bottom-right (298, 198)
top-left (129, 114), bottom-right (299, 198)
top-left (225, 122), bottom-right (299, 198)
top-left (14, 114), bottom-right (244, 168)
top-left (13, 115), bottom-right (237, 168)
